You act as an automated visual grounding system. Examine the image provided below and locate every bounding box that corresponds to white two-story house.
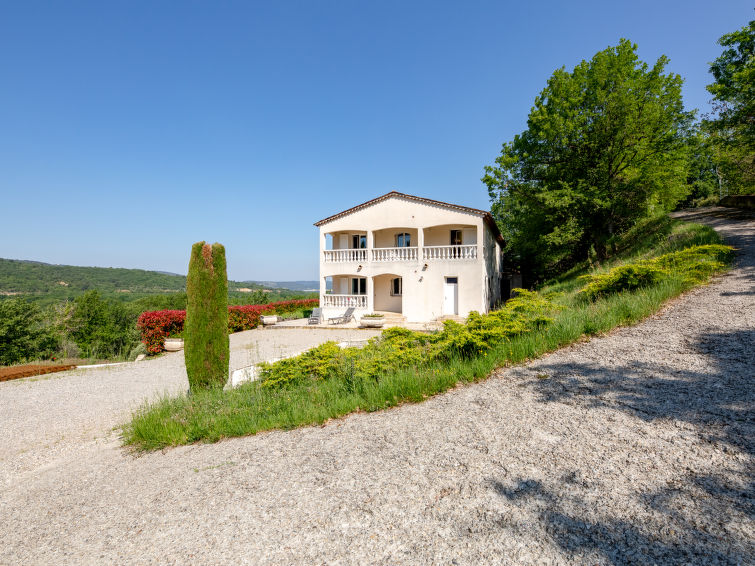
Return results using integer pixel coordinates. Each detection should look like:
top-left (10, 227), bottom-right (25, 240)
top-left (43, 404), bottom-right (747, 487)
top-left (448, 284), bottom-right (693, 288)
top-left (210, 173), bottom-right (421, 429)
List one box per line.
top-left (315, 191), bottom-right (505, 323)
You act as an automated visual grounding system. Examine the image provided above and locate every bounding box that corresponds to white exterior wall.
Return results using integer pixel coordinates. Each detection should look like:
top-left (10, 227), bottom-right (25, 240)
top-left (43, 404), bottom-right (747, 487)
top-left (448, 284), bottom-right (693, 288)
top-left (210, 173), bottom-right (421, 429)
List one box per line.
top-left (373, 275), bottom-right (402, 312)
top-left (318, 195), bottom-right (503, 323)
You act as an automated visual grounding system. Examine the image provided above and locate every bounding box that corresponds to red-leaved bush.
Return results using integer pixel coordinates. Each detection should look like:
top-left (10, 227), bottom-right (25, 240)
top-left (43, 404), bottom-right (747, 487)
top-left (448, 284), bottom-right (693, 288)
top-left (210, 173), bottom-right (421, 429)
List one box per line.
top-left (137, 299), bottom-right (319, 354)
top-left (136, 310), bottom-right (186, 354)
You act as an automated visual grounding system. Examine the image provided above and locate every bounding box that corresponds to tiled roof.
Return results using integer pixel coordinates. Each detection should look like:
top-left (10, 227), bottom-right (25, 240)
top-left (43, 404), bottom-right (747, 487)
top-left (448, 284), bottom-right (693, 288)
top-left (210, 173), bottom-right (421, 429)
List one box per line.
top-left (313, 191), bottom-right (504, 244)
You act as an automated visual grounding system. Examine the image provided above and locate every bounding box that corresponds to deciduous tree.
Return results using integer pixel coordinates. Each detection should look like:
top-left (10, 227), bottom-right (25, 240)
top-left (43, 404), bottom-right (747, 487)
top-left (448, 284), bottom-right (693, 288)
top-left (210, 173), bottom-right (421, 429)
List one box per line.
top-left (704, 18), bottom-right (755, 193)
top-left (0, 299), bottom-right (55, 365)
top-left (483, 39), bottom-right (693, 281)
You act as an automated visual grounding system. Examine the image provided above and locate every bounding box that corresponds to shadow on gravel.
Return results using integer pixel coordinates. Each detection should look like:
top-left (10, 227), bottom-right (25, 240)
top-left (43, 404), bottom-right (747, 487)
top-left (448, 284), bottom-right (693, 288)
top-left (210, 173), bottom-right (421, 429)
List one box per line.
top-left (671, 207), bottom-right (755, 226)
top-left (489, 476), bottom-right (751, 564)
top-left (527, 328), bottom-right (755, 456)
top-left (485, 208), bottom-right (755, 563)
top-left (490, 328), bottom-right (755, 563)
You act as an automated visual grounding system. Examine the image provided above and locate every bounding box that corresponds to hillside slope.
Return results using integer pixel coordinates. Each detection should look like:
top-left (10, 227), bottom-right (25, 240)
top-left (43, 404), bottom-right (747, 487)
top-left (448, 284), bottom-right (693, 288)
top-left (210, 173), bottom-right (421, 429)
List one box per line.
top-left (0, 258), bottom-right (189, 295)
top-left (0, 258), bottom-right (310, 303)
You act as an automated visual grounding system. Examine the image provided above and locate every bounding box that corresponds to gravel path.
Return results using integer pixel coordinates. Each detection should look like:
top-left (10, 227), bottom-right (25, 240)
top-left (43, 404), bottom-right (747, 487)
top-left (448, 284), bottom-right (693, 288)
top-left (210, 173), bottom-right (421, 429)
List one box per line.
top-left (0, 327), bottom-right (381, 487)
top-left (1, 208), bottom-right (753, 565)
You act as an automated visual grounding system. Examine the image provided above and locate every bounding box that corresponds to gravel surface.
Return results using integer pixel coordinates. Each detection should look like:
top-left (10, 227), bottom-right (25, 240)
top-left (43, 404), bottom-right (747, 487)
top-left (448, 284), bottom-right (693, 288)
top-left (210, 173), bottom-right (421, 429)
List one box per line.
top-left (0, 327), bottom-right (381, 487)
top-left (1, 207), bottom-right (752, 565)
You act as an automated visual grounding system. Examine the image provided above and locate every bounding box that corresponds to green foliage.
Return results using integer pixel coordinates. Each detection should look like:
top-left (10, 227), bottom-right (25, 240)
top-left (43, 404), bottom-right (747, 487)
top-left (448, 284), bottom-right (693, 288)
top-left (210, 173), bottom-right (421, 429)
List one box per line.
top-left (652, 244), bottom-right (735, 283)
top-left (0, 255), bottom-right (313, 366)
top-left (258, 290), bottom-right (557, 389)
top-left (127, 293), bottom-right (188, 315)
top-left (123, 276), bottom-right (697, 450)
top-left (578, 264), bottom-right (667, 301)
top-left (704, 18), bottom-right (755, 193)
top-left (123, 217), bottom-right (733, 450)
top-left (70, 290), bottom-right (140, 359)
top-left (184, 242), bottom-right (229, 391)
top-left (677, 131), bottom-right (721, 206)
top-left (483, 39), bottom-right (694, 281)
top-left (128, 342), bottom-right (148, 361)
top-left (0, 298), bottom-right (56, 365)
top-left (706, 19), bottom-right (755, 149)
top-left (0, 258), bottom-right (187, 303)
top-left (0, 258), bottom-right (313, 307)
top-left (577, 244), bottom-right (734, 301)
top-left (258, 342), bottom-right (344, 388)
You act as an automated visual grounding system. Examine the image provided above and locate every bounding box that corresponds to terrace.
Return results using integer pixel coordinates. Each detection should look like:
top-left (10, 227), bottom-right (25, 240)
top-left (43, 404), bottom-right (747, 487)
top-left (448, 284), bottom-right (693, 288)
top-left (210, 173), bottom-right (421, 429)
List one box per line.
top-left (322, 225), bottom-right (478, 264)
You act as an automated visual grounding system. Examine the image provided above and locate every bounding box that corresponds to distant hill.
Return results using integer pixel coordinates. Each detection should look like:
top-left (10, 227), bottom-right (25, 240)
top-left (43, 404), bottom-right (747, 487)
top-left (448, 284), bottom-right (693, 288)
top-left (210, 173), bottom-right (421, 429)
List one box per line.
top-left (0, 258), bottom-right (316, 304)
top-left (241, 280), bottom-right (321, 292)
top-left (0, 258), bottom-right (190, 295)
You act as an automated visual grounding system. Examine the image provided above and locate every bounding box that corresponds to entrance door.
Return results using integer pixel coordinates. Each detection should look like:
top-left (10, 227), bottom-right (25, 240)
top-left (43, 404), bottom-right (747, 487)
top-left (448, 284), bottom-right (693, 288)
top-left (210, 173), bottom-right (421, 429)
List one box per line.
top-left (443, 277), bottom-right (458, 315)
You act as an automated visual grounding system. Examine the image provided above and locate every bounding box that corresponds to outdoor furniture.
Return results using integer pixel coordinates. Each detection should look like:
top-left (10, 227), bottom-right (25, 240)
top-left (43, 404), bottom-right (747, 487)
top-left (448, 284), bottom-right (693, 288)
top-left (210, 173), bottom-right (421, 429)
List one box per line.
top-left (308, 308), bottom-right (322, 325)
top-left (328, 307), bottom-right (355, 325)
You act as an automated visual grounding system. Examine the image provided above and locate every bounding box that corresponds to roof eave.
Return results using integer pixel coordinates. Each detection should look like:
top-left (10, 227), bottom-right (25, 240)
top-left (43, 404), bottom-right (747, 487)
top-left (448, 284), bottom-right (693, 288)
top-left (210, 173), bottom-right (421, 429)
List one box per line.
top-left (314, 190), bottom-right (505, 245)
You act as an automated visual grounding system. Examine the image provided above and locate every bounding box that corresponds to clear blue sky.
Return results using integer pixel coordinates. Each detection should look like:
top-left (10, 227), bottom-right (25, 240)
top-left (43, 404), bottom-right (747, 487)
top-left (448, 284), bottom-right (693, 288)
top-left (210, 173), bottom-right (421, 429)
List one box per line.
top-left (1, 1), bottom-right (751, 281)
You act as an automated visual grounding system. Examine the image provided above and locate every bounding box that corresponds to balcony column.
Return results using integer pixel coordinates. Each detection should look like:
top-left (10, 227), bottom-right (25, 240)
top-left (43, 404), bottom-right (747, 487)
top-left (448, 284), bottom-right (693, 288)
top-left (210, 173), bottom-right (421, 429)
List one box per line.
top-left (367, 276), bottom-right (374, 313)
top-left (366, 230), bottom-right (374, 262)
top-left (418, 228), bottom-right (425, 261)
top-left (320, 276), bottom-right (327, 306)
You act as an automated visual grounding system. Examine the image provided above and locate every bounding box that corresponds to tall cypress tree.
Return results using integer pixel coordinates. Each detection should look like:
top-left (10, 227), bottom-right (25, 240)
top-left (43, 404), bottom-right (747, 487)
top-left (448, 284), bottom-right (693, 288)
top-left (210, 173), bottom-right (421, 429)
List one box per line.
top-left (184, 241), bottom-right (229, 391)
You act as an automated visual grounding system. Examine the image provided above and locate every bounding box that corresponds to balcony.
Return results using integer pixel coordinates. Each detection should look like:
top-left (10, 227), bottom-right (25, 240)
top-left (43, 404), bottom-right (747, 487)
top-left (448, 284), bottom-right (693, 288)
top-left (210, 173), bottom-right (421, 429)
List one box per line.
top-left (323, 244), bottom-right (477, 263)
top-left (371, 247), bottom-right (418, 262)
top-left (322, 294), bottom-right (368, 308)
top-left (323, 249), bottom-right (368, 263)
top-left (422, 245), bottom-right (477, 260)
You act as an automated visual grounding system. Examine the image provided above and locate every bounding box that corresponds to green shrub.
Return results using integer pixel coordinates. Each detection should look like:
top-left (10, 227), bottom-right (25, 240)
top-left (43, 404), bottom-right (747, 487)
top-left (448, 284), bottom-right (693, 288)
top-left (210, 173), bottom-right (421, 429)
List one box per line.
top-left (577, 244), bottom-right (734, 301)
top-left (577, 264), bottom-right (667, 301)
top-left (651, 244), bottom-right (734, 284)
top-left (0, 298), bottom-right (56, 365)
top-left (128, 342), bottom-right (147, 361)
top-left (184, 242), bottom-right (229, 391)
top-left (70, 290), bottom-right (139, 359)
top-left (123, 218), bottom-right (736, 450)
top-left (258, 289), bottom-right (557, 389)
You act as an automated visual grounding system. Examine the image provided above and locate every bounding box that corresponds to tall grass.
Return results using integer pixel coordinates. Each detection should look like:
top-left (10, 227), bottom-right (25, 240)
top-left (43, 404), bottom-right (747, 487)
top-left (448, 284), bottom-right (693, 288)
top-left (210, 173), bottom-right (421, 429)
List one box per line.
top-left (123, 216), bottom-right (731, 450)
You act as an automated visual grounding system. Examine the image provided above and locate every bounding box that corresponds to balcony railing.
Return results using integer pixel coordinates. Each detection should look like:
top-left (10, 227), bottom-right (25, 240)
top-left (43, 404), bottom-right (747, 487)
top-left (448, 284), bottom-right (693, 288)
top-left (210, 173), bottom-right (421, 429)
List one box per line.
top-left (323, 245), bottom-right (478, 263)
top-left (323, 249), bottom-right (368, 263)
top-left (422, 245), bottom-right (477, 260)
top-left (371, 247), bottom-right (418, 262)
top-left (322, 294), bottom-right (367, 308)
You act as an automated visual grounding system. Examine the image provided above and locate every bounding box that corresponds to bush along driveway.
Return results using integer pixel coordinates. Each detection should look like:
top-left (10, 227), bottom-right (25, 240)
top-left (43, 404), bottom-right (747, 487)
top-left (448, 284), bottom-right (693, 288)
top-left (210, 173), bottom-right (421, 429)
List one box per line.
top-left (0, 207), bottom-right (752, 564)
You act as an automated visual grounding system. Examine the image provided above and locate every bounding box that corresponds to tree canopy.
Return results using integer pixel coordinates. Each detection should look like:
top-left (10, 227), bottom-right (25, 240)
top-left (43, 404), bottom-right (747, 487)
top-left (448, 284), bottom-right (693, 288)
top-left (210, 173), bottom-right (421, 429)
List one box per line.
top-left (483, 39), bottom-right (693, 281)
top-left (704, 18), bottom-right (755, 193)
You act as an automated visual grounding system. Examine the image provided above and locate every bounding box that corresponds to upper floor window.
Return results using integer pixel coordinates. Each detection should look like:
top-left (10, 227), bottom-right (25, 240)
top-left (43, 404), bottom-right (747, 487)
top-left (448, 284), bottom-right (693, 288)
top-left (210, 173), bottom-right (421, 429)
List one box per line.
top-left (352, 235), bottom-right (367, 249)
top-left (395, 233), bottom-right (411, 247)
top-left (450, 230), bottom-right (462, 245)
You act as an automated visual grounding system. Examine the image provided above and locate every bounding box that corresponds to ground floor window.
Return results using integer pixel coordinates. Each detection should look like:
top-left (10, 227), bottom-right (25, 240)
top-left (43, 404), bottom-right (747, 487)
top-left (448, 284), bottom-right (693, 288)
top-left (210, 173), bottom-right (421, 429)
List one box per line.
top-left (351, 277), bottom-right (366, 295)
top-left (391, 277), bottom-right (402, 296)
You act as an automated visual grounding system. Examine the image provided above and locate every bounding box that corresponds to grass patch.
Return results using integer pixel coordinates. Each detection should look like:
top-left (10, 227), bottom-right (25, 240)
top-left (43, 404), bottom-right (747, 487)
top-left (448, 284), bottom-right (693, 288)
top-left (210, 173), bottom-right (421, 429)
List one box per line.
top-left (123, 214), bottom-right (734, 450)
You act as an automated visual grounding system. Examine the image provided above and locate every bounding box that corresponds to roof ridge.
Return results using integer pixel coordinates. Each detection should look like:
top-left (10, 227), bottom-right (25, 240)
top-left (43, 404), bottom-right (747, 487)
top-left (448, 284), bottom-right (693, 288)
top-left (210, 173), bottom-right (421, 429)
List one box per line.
top-left (313, 191), bottom-right (504, 244)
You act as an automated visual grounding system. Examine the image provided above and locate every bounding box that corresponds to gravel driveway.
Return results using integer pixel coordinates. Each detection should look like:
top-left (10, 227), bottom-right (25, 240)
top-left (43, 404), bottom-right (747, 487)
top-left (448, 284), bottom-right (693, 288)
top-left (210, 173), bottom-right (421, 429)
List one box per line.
top-left (1, 207), bottom-right (753, 565)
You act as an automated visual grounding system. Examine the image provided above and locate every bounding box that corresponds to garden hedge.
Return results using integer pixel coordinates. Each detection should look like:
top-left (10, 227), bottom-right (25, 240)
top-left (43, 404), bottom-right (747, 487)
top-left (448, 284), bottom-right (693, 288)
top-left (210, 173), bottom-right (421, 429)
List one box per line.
top-left (137, 299), bottom-right (319, 354)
